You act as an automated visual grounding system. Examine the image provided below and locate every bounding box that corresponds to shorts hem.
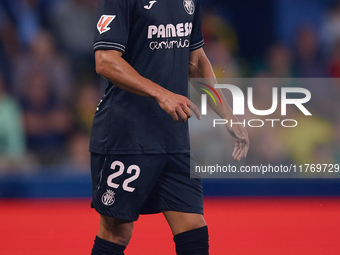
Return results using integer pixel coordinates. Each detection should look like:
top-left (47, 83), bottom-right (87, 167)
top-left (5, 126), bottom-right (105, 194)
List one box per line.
top-left (140, 206), bottom-right (203, 216)
top-left (91, 202), bottom-right (203, 221)
top-left (91, 201), bottom-right (139, 221)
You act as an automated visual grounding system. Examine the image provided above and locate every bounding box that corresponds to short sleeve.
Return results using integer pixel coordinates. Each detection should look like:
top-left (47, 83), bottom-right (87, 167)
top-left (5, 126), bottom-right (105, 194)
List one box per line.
top-left (94, 0), bottom-right (131, 53)
top-left (189, 0), bottom-right (204, 51)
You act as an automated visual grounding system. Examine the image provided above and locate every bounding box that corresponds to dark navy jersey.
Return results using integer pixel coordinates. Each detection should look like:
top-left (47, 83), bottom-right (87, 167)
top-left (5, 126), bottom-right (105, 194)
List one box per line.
top-left (90, 0), bottom-right (204, 154)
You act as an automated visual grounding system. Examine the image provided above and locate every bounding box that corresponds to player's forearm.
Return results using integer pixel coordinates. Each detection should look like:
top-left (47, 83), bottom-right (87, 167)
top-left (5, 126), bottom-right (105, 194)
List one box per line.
top-left (95, 50), bottom-right (166, 100)
top-left (189, 49), bottom-right (238, 122)
top-left (95, 50), bottom-right (199, 122)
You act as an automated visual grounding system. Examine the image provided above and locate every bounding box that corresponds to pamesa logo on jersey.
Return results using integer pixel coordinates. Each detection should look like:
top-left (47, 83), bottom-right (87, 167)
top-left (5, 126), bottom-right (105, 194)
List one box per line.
top-left (147, 22), bottom-right (193, 50)
top-left (101, 189), bottom-right (116, 206)
top-left (183, 0), bottom-right (195, 15)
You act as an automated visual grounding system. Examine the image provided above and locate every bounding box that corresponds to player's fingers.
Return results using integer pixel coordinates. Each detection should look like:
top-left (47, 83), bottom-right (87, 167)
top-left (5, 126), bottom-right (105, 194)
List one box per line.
top-left (234, 141), bottom-right (246, 161)
top-left (232, 142), bottom-right (239, 158)
top-left (177, 107), bottom-right (188, 122)
top-left (232, 141), bottom-right (241, 159)
top-left (189, 102), bottom-right (201, 120)
top-left (243, 140), bottom-right (250, 158)
top-left (232, 139), bottom-right (243, 156)
top-left (237, 138), bottom-right (249, 159)
top-left (237, 141), bottom-right (249, 161)
top-left (181, 104), bottom-right (192, 119)
top-left (170, 109), bottom-right (179, 122)
top-left (234, 144), bottom-right (243, 161)
top-left (237, 146), bottom-right (245, 161)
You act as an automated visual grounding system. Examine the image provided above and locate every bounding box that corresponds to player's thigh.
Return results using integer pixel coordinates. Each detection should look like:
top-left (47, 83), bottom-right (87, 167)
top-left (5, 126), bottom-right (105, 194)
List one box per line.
top-left (163, 211), bottom-right (207, 236)
top-left (153, 153), bottom-right (204, 215)
top-left (161, 153), bottom-right (206, 236)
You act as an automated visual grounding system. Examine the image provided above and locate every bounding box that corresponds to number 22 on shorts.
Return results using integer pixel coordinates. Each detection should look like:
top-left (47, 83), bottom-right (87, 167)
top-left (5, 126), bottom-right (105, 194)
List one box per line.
top-left (107, 161), bottom-right (140, 192)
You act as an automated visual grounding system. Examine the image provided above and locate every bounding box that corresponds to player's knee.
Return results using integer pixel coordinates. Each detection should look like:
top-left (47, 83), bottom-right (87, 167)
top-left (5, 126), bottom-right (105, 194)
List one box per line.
top-left (99, 215), bottom-right (134, 246)
top-left (164, 211), bottom-right (206, 236)
top-left (113, 236), bottom-right (131, 247)
top-left (91, 236), bottom-right (127, 255)
top-left (115, 230), bottom-right (133, 247)
top-left (181, 216), bottom-right (206, 234)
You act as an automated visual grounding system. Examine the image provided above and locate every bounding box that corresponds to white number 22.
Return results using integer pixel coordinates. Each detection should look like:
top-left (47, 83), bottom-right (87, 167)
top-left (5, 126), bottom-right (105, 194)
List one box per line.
top-left (107, 161), bottom-right (140, 192)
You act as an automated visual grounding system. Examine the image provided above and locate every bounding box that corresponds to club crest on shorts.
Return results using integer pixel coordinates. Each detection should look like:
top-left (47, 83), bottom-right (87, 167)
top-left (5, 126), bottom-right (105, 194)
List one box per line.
top-left (101, 189), bottom-right (115, 206)
top-left (183, 0), bottom-right (195, 15)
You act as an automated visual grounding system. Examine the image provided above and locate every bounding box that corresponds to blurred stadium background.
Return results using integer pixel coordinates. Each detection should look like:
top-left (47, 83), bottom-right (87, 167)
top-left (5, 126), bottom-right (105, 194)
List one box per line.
top-left (0, 0), bottom-right (340, 254)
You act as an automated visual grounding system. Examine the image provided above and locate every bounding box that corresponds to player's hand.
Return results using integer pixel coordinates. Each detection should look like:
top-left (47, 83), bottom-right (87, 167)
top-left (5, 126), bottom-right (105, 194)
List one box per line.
top-left (156, 90), bottom-right (201, 122)
top-left (226, 124), bottom-right (250, 161)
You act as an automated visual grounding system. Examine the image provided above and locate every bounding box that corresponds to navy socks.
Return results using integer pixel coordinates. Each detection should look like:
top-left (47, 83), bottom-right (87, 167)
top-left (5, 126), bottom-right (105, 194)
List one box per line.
top-left (173, 226), bottom-right (209, 255)
top-left (91, 236), bottom-right (126, 255)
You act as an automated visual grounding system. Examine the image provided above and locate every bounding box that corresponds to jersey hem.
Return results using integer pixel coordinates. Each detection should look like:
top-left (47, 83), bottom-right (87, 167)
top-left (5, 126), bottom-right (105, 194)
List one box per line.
top-left (89, 146), bottom-right (190, 155)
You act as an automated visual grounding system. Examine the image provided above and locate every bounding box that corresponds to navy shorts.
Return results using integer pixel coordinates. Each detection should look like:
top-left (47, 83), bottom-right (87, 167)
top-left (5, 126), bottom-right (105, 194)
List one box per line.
top-left (90, 153), bottom-right (203, 221)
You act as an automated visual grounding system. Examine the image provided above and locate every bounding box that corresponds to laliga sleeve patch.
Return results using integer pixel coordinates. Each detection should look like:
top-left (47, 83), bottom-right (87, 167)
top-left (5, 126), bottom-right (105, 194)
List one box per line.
top-left (97, 15), bottom-right (116, 34)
